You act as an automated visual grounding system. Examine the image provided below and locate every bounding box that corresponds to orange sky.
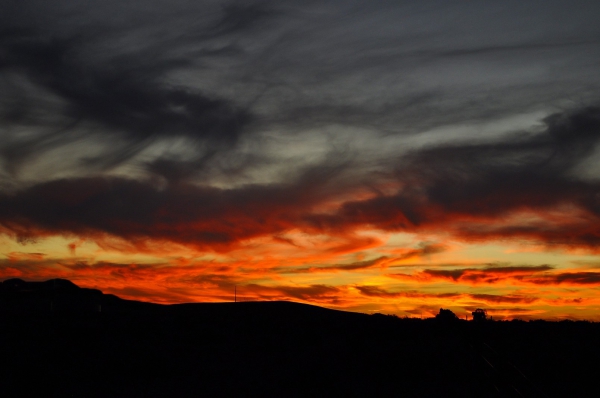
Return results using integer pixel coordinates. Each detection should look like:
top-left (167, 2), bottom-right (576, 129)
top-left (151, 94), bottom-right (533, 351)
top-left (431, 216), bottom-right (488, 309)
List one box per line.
top-left (2, 225), bottom-right (600, 320)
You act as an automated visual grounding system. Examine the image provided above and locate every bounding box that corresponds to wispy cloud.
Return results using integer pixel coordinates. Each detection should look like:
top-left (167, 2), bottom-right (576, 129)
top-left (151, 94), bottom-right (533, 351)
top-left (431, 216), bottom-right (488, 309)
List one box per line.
top-left (388, 264), bottom-right (600, 288)
top-left (355, 285), bottom-right (538, 305)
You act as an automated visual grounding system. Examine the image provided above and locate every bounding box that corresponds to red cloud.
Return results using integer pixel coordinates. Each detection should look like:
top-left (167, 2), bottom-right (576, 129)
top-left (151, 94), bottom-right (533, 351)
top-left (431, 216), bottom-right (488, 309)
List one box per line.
top-left (523, 272), bottom-right (600, 286)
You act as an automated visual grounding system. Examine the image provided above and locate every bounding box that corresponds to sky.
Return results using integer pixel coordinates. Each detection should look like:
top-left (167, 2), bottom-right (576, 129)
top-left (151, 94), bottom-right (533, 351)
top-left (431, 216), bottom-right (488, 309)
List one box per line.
top-left (2, 0), bottom-right (600, 320)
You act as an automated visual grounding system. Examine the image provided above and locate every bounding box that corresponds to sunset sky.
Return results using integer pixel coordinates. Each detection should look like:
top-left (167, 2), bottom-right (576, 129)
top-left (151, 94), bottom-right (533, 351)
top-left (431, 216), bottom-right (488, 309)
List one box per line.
top-left (2, 1), bottom-right (600, 320)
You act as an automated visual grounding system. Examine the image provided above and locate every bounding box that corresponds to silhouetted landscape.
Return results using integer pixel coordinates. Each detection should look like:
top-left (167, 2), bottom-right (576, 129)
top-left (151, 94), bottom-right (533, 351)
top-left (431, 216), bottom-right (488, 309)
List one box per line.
top-left (1, 279), bottom-right (599, 397)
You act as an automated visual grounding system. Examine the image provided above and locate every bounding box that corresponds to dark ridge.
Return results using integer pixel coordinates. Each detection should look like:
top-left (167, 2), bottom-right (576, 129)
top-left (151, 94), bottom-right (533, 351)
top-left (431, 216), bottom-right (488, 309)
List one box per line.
top-left (0, 278), bottom-right (368, 318)
top-left (1, 279), bottom-right (599, 397)
top-left (0, 277), bottom-right (136, 314)
top-left (1, 277), bottom-right (79, 291)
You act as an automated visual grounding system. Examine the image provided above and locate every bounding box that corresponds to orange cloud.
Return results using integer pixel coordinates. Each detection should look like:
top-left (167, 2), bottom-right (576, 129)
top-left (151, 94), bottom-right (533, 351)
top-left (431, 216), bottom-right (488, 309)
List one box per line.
top-left (388, 265), bottom-right (600, 288)
top-left (276, 256), bottom-right (391, 274)
top-left (388, 265), bottom-right (554, 284)
top-left (7, 252), bottom-right (46, 262)
top-left (355, 285), bottom-right (538, 305)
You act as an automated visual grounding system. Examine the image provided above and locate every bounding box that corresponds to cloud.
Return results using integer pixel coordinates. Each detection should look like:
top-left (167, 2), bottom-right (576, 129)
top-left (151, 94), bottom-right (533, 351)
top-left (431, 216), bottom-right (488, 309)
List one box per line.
top-left (394, 242), bottom-right (447, 261)
top-left (277, 243), bottom-right (447, 274)
top-left (6, 251), bottom-right (46, 261)
top-left (101, 285), bottom-right (197, 304)
top-left (388, 264), bottom-right (553, 284)
top-left (355, 285), bottom-right (450, 299)
top-left (1, 106), bottom-right (600, 256)
top-left (422, 265), bottom-right (555, 283)
top-left (0, 175), bottom-right (317, 250)
top-left (388, 264), bottom-right (600, 287)
top-left (355, 285), bottom-right (537, 305)
top-left (0, 256), bottom-right (257, 303)
top-left (468, 293), bottom-right (537, 304)
top-left (0, 256), bottom-right (217, 282)
top-left (306, 106), bottom-right (600, 251)
top-left (277, 256), bottom-right (390, 274)
top-left (3, 1), bottom-right (600, 181)
top-left (0, 2), bottom-right (291, 180)
top-left (0, 252), bottom-right (346, 303)
top-left (241, 283), bottom-right (342, 304)
top-left (0, 27), bottom-right (253, 174)
top-left (525, 272), bottom-right (600, 286)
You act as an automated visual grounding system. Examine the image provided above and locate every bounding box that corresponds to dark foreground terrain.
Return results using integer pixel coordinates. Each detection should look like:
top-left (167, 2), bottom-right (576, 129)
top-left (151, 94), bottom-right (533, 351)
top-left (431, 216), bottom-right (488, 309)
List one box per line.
top-left (1, 279), bottom-right (598, 397)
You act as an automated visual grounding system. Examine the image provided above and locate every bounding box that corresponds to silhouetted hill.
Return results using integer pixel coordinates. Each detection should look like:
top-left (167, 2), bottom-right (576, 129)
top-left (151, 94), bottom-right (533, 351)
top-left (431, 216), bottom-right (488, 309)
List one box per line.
top-left (1, 278), bottom-right (118, 313)
top-left (1, 279), bottom-right (599, 397)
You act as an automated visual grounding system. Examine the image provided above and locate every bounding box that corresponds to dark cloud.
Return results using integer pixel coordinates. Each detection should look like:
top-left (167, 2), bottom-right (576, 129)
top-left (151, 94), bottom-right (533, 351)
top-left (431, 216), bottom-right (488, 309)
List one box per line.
top-left (246, 1), bottom-right (600, 136)
top-left (469, 293), bottom-right (537, 304)
top-left (0, 106), bottom-right (599, 254)
top-left (0, 3), bottom-right (282, 177)
top-left (423, 265), bottom-right (554, 282)
top-left (396, 242), bottom-right (447, 260)
top-left (388, 265), bottom-right (600, 287)
top-left (0, 176), bottom-right (301, 249)
top-left (388, 264), bottom-right (553, 285)
top-left (355, 286), bottom-right (463, 300)
top-left (438, 39), bottom-right (600, 58)
top-left (306, 106), bottom-right (600, 250)
top-left (3, 0), bottom-right (600, 179)
top-left (0, 161), bottom-right (357, 250)
top-left (0, 28), bottom-right (252, 173)
top-left (525, 272), bottom-right (600, 286)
